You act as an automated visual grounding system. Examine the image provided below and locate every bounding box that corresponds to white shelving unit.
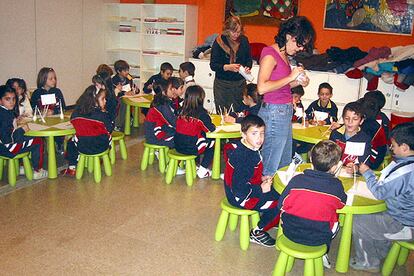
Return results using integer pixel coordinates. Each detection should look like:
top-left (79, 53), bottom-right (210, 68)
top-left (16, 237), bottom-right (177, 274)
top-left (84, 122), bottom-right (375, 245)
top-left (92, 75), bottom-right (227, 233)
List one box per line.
top-left (105, 3), bottom-right (198, 89)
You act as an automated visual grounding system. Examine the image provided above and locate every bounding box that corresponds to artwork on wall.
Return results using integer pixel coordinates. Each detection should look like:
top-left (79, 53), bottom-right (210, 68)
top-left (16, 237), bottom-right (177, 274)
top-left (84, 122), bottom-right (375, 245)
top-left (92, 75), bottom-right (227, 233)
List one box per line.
top-left (225, 0), bottom-right (299, 25)
top-left (323, 0), bottom-right (414, 36)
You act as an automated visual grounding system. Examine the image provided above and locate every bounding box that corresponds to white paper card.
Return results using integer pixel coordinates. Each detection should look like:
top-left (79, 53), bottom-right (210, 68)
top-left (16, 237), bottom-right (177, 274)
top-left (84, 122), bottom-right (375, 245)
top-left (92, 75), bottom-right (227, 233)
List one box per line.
top-left (345, 192), bottom-right (355, 206)
top-left (313, 111), bottom-right (329, 121)
top-left (344, 142), bottom-right (366, 156)
top-left (294, 108), bottom-right (304, 118)
top-left (40, 94), bottom-right (56, 105)
top-left (349, 181), bottom-right (377, 200)
top-left (122, 84), bottom-right (131, 92)
top-left (276, 171), bottom-right (303, 186)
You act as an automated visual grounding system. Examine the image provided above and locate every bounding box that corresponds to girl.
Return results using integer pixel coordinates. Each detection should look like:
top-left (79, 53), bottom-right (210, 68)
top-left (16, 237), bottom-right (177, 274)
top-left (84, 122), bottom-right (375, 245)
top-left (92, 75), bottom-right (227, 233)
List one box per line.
top-left (144, 81), bottom-right (177, 148)
top-left (224, 83), bottom-right (261, 123)
top-left (92, 73), bottom-right (117, 124)
top-left (175, 85), bottom-right (216, 178)
top-left (6, 78), bottom-right (33, 119)
top-left (31, 67), bottom-right (66, 116)
top-left (61, 85), bottom-right (113, 176)
top-left (0, 85), bottom-right (47, 179)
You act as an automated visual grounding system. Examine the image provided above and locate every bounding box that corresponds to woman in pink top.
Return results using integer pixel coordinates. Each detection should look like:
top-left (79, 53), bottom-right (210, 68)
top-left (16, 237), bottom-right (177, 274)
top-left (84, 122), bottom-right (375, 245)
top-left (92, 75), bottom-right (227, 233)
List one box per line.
top-left (257, 16), bottom-right (315, 176)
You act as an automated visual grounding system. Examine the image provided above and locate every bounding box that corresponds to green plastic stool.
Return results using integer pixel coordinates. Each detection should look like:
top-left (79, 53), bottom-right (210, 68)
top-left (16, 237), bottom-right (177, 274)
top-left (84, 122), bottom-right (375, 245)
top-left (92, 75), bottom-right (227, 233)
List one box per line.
top-left (165, 149), bottom-right (196, 186)
top-left (141, 142), bottom-right (169, 173)
top-left (76, 149), bottom-right (112, 183)
top-left (273, 235), bottom-right (326, 276)
top-left (382, 240), bottom-right (414, 276)
top-left (110, 131), bottom-right (128, 164)
top-left (215, 198), bottom-right (260, 251)
top-left (0, 152), bottom-right (33, 187)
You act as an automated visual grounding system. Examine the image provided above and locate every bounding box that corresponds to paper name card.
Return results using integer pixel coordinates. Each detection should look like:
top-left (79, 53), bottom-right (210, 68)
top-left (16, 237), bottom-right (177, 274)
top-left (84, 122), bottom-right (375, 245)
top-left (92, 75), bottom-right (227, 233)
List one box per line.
top-left (122, 84), bottom-right (131, 92)
top-left (314, 111), bottom-right (329, 121)
top-left (344, 141), bottom-right (366, 156)
top-left (41, 94), bottom-right (56, 105)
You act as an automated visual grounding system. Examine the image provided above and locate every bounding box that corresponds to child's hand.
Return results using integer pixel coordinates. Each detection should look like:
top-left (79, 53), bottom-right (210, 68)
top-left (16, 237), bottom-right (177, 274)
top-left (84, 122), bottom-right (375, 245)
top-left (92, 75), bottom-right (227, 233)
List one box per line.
top-left (21, 124), bottom-right (29, 132)
top-left (261, 181), bottom-right (272, 193)
top-left (147, 83), bottom-right (153, 90)
top-left (330, 121), bottom-right (341, 130)
top-left (125, 90), bottom-right (135, 96)
top-left (224, 63), bottom-right (241, 72)
top-left (345, 162), bottom-right (358, 174)
top-left (224, 115), bottom-right (236, 123)
top-left (359, 163), bottom-right (370, 174)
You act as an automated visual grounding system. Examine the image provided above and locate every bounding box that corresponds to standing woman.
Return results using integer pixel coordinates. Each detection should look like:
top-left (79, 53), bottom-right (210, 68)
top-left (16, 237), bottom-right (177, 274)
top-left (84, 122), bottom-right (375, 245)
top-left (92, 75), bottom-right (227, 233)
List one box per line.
top-left (210, 16), bottom-right (252, 112)
top-left (257, 16), bottom-right (315, 176)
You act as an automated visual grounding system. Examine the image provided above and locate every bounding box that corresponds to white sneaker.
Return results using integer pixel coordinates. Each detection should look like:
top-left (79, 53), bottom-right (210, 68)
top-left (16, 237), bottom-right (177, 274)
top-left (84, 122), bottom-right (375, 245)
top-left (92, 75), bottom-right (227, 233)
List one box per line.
top-left (384, 226), bottom-right (413, 240)
top-left (220, 173), bottom-right (224, 180)
top-left (33, 169), bottom-right (48, 180)
top-left (322, 254), bottom-right (331, 269)
top-left (176, 167), bottom-right (186, 175)
top-left (197, 166), bottom-right (211, 179)
top-left (154, 150), bottom-right (159, 160)
top-left (19, 166), bottom-right (25, 175)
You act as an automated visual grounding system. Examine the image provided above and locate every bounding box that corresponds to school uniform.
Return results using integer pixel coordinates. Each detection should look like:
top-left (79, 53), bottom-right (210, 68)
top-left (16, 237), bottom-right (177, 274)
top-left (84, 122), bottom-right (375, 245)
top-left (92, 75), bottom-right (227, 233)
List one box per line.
top-left (18, 96), bottom-right (33, 118)
top-left (224, 140), bottom-right (280, 231)
top-left (0, 106), bottom-right (44, 170)
top-left (66, 108), bottom-right (113, 166)
top-left (30, 87), bottom-right (66, 115)
top-left (144, 104), bottom-right (176, 148)
top-left (377, 112), bottom-right (391, 141)
top-left (277, 169), bottom-right (347, 246)
top-left (292, 101), bottom-right (304, 123)
top-left (112, 74), bottom-right (134, 129)
top-left (143, 73), bottom-right (169, 94)
top-left (230, 104), bottom-right (260, 124)
top-left (184, 76), bottom-right (196, 88)
top-left (361, 118), bottom-right (388, 169)
top-left (175, 108), bottom-right (215, 168)
top-left (305, 99), bottom-right (338, 124)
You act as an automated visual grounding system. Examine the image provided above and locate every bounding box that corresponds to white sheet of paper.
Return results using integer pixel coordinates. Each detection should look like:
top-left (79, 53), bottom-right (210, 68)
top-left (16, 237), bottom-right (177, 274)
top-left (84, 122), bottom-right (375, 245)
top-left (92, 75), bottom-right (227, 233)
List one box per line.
top-left (345, 192), bottom-right (355, 206)
top-left (314, 111), bottom-right (329, 121)
top-left (344, 141), bottom-right (366, 156)
top-left (294, 108), bottom-right (304, 118)
top-left (28, 123), bottom-right (50, 131)
top-left (122, 84), bottom-right (131, 92)
top-left (277, 171), bottom-right (303, 186)
top-left (349, 180), bottom-right (377, 200)
top-left (40, 94), bottom-right (56, 105)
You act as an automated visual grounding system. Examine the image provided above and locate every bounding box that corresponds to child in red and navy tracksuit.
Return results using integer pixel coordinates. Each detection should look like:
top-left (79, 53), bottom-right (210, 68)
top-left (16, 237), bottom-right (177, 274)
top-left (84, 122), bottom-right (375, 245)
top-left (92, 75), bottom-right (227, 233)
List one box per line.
top-left (278, 140), bottom-right (347, 267)
top-left (144, 82), bottom-right (177, 148)
top-left (224, 115), bottom-right (280, 247)
top-left (175, 85), bottom-right (215, 179)
top-left (223, 83), bottom-right (261, 124)
top-left (62, 86), bottom-right (113, 175)
top-left (0, 85), bottom-right (47, 179)
top-left (363, 90), bottom-right (390, 141)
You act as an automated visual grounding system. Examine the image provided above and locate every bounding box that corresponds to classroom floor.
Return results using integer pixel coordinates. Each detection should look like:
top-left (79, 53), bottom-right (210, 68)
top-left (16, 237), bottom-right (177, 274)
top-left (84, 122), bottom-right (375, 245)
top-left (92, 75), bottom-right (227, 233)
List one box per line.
top-left (0, 128), bottom-right (412, 275)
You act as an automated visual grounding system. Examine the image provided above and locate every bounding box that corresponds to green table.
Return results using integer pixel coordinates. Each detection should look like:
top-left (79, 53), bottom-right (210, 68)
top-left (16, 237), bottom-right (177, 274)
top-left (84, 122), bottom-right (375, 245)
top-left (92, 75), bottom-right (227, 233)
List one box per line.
top-left (292, 123), bottom-right (331, 144)
top-left (273, 163), bottom-right (387, 273)
top-left (206, 115), bottom-right (241, 180)
top-left (122, 95), bottom-right (152, 135)
top-left (25, 116), bottom-right (75, 179)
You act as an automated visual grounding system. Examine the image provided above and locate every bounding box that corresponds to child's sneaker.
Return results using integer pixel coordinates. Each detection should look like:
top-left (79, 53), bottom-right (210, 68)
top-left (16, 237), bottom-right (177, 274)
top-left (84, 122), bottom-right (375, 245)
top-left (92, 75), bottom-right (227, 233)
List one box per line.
top-left (349, 257), bottom-right (380, 273)
top-left (33, 169), bottom-right (48, 180)
top-left (249, 229), bottom-right (275, 247)
top-left (19, 166), bottom-right (25, 175)
top-left (220, 173), bottom-right (224, 180)
top-left (196, 166), bottom-right (211, 179)
top-left (322, 254), bottom-right (331, 269)
top-left (176, 167), bottom-right (186, 175)
top-left (60, 167), bottom-right (76, 177)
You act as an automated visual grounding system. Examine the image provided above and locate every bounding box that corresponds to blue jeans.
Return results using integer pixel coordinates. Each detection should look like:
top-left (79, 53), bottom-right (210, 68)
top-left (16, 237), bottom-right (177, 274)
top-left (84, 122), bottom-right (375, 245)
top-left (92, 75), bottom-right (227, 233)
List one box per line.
top-left (258, 103), bottom-right (293, 176)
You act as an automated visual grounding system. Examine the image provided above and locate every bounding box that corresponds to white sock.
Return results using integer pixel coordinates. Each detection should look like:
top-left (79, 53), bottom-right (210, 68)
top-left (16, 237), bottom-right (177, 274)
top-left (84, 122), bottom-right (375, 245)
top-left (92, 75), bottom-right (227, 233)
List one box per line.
top-left (69, 165), bottom-right (76, 170)
top-left (384, 227), bottom-right (413, 240)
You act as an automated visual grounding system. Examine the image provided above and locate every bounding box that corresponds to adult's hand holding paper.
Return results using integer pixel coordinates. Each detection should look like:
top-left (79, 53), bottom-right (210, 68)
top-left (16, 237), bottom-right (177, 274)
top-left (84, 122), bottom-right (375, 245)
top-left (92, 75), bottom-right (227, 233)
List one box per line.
top-left (41, 94), bottom-right (57, 105)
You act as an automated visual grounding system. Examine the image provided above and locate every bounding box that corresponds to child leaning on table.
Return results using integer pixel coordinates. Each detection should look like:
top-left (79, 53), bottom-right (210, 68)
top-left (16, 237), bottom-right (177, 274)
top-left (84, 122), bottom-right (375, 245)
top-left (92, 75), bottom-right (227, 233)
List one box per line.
top-left (223, 83), bottom-right (261, 124)
top-left (305, 82), bottom-right (338, 125)
top-left (350, 122), bottom-right (414, 273)
top-left (277, 140), bottom-right (347, 268)
top-left (224, 115), bottom-right (280, 247)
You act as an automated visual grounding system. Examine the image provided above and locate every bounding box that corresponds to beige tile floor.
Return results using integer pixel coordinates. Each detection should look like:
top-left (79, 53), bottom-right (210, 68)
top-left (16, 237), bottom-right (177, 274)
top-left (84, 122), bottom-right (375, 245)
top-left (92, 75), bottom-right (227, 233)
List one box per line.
top-left (0, 129), bottom-right (413, 275)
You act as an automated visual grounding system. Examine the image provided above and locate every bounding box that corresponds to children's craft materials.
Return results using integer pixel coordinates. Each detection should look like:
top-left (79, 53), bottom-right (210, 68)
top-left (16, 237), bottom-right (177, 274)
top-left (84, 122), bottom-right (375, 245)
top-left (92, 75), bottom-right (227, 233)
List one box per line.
top-left (346, 180), bottom-right (378, 206)
top-left (238, 65), bottom-right (254, 82)
top-left (122, 83), bottom-right (131, 92)
top-left (40, 94), bottom-right (57, 105)
top-left (344, 141), bottom-right (366, 157)
top-left (313, 111), bottom-right (329, 122)
top-left (59, 99), bottom-right (64, 120)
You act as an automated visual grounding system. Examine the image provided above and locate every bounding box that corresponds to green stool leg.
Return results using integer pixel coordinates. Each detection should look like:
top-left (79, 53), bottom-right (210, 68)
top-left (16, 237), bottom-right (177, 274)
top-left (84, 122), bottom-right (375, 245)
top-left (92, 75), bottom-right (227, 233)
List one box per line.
top-left (158, 149), bottom-right (166, 173)
top-left (22, 156), bottom-right (33, 181)
top-left (211, 138), bottom-right (221, 180)
top-left (185, 161), bottom-right (193, 186)
top-left (314, 257), bottom-right (324, 276)
top-left (47, 136), bottom-right (58, 179)
top-left (14, 159), bottom-right (19, 176)
top-left (273, 251), bottom-right (288, 276)
top-left (102, 155), bottom-right (112, 176)
top-left (215, 210), bottom-right (229, 241)
top-left (119, 139), bottom-right (127, 160)
top-left (133, 106), bottom-right (139, 127)
top-left (173, 159), bottom-right (178, 176)
top-left (338, 213), bottom-right (345, 227)
top-left (335, 214), bottom-right (353, 273)
top-left (87, 156), bottom-right (94, 173)
top-left (239, 215), bottom-right (250, 250)
top-left (286, 256), bottom-right (295, 272)
top-left (109, 145), bottom-right (116, 165)
top-left (93, 156), bottom-right (101, 183)
top-left (0, 159), bottom-right (4, 179)
top-left (251, 213), bottom-right (260, 228)
top-left (76, 155), bottom-right (86, 180)
top-left (228, 214), bottom-right (238, 231)
top-left (8, 159), bottom-right (17, 187)
top-left (165, 159), bottom-right (177, 184)
top-left (124, 104), bottom-right (131, 135)
top-left (304, 258), bottom-right (315, 276)
top-left (148, 149), bottom-right (155, 165)
top-left (397, 247), bottom-right (409, 266)
top-left (382, 243), bottom-right (401, 276)
top-left (191, 160), bottom-right (196, 179)
top-left (141, 146), bottom-right (150, 171)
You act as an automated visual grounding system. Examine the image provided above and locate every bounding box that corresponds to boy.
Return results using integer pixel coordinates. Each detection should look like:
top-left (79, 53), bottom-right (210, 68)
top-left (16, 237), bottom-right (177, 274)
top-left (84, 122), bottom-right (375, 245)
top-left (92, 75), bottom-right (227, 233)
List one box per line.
top-left (224, 115), bottom-right (280, 247)
top-left (305, 82), bottom-right (338, 125)
top-left (143, 62), bottom-right (173, 94)
top-left (278, 140), bottom-right (347, 268)
top-left (179, 61), bottom-right (196, 88)
top-left (291, 85), bottom-right (305, 123)
top-left (364, 90), bottom-right (390, 140)
top-left (352, 122), bottom-right (414, 272)
top-left (330, 101), bottom-right (371, 173)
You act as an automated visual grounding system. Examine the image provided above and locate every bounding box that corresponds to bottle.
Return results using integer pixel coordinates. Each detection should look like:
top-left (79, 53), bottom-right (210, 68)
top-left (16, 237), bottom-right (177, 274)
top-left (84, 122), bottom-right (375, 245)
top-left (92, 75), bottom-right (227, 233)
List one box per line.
top-left (238, 65), bottom-right (254, 82)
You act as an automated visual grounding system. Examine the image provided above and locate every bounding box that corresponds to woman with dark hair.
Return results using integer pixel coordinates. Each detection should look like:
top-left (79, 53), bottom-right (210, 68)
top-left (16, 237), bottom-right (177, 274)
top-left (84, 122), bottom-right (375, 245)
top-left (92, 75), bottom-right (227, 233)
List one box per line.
top-left (210, 16), bottom-right (252, 112)
top-left (257, 16), bottom-right (315, 176)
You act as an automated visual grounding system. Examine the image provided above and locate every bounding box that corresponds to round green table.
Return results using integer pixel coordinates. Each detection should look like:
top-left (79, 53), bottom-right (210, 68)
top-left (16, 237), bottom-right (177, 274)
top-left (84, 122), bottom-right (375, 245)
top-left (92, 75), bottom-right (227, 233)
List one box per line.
top-left (292, 123), bottom-right (331, 144)
top-left (122, 95), bottom-right (152, 135)
top-left (273, 163), bottom-right (387, 273)
top-left (25, 116), bottom-right (75, 179)
top-left (206, 115), bottom-right (241, 180)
